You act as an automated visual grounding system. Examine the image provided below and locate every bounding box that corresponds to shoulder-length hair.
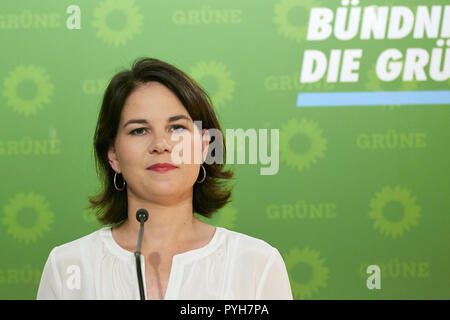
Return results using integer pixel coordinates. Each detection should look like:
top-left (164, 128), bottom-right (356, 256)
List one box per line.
top-left (87, 57), bottom-right (234, 226)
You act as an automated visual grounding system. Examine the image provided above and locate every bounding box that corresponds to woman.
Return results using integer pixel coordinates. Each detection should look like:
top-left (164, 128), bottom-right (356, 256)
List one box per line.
top-left (37, 57), bottom-right (293, 300)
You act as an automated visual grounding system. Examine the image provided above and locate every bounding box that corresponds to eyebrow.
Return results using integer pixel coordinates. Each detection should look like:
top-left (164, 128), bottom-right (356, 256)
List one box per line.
top-left (123, 115), bottom-right (192, 128)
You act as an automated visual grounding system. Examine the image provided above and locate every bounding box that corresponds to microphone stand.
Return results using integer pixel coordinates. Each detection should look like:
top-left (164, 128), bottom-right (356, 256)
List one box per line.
top-left (135, 209), bottom-right (149, 300)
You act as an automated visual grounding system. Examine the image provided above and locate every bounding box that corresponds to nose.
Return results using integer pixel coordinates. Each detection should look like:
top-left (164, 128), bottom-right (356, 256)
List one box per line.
top-left (150, 133), bottom-right (172, 154)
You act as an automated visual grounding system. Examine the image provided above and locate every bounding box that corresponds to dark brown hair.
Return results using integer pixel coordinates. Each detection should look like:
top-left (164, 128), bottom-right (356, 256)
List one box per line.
top-left (87, 57), bottom-right (234, 226)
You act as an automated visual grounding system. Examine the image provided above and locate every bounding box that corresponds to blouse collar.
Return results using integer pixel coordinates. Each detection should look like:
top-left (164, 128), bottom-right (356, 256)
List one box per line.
top-left (100, 226), bottom-right (224, 264)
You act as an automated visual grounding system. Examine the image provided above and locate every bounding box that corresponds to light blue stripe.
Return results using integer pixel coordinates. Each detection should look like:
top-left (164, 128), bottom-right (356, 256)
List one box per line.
top-left (296, 91), bottom-right (450, 107)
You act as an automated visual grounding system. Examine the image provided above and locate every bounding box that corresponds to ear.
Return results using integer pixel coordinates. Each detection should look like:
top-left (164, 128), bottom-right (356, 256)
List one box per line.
top-left (201, 129), bottom-right (211, 163)
top-left (107, 144), bottom-right (121, 173)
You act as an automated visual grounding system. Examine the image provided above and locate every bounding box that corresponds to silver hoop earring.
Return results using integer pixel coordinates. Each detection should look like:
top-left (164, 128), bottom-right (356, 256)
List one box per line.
top-left (196, 164), bottom-right (206, 184)
top-left (114, 172), bottom-right (126, 191)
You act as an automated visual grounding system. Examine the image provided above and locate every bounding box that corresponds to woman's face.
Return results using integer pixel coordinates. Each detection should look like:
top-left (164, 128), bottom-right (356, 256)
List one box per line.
top-left (107, 81), bottom-right (210, 202)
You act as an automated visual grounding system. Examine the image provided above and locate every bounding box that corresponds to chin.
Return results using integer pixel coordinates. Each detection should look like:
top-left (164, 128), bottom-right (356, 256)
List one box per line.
top-left (147, 182), bottom-right (180, 193)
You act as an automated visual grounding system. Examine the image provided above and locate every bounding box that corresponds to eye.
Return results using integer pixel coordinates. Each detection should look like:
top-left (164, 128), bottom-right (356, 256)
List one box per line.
top-left (130, 127), bottom-right (147, 135)
top-left (130, 125), bottom-right (186, 136)
top-left (171, 124), bottom-right (186, 132)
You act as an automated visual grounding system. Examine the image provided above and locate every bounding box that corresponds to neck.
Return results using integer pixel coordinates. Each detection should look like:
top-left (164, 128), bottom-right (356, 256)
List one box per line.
top-left (113, 193), bottom-right (200, 252)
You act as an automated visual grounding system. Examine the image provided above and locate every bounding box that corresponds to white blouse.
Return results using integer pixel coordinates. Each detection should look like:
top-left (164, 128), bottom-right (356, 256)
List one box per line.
top-left (36, 226), bottom-right (293, 300)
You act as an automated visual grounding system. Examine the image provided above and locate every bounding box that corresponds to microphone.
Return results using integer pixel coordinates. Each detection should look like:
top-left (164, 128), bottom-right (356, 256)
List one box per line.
top-left (134, 208), bottom-right (149, 300)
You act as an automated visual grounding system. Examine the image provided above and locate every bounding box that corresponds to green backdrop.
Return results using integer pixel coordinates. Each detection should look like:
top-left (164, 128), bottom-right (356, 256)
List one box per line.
top-left (1, 0), bottom-right (449, 299)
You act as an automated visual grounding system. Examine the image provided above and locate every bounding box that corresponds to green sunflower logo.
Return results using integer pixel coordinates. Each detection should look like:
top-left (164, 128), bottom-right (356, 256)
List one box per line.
top-left (195, 205), bottom-right (237, 229)
top-left (279, 118), bottom-right (327, 172)
top-left (92, 0), bottom-right (143, 46)
top-left (366, 67), bottom-right (418, 111)
top-left (189, 61), bottom-right (235, 108)
top-left (2, 65), bottom-right (53, 117)
top-left (284, 247), bottom-right (330, 299)
top-left (273, 0), bottom-right (321, 43)
top-left (369, 185), bottom-right (421, 239)
top-left (2, 192), bottom-right (54, 245)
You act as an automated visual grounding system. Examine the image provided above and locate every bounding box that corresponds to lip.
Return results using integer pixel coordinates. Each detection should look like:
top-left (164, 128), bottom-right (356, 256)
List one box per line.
top-left (147, 163), bottom-right (178, 172)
